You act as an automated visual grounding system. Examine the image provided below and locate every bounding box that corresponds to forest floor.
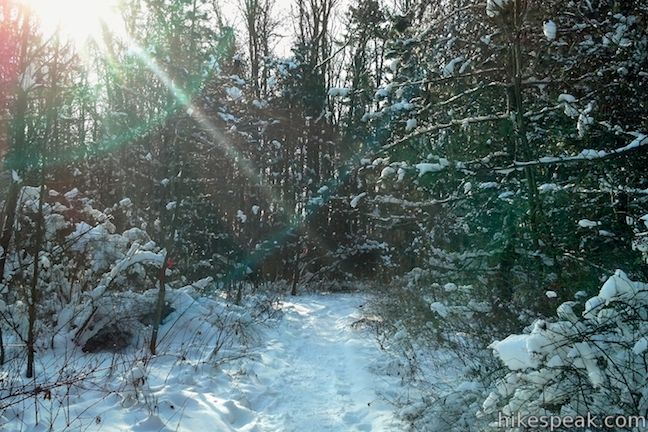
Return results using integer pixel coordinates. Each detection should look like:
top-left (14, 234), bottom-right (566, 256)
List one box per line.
top-left (1, 292), bottom-right (408, 431)
top-left (225, 293), bottom-right (407, 431)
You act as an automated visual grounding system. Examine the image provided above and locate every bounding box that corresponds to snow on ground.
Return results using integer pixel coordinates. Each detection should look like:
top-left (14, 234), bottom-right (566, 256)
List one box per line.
top-left (0, 292), bottom-right (405, 431)
top-left (226, 293), bottom-right (405, 431)
top-left (0, 286), bottom-right (258, 431)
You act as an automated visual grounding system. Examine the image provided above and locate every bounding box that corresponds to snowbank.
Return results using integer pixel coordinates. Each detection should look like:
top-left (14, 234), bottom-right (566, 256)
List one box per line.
top-left (0, 284), bottom-right (273, 431)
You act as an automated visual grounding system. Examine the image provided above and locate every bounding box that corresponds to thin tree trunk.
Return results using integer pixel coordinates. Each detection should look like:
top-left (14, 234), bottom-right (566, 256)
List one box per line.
top-left (291, 232), bottom-right (301, 296)
top-left (510, 2), bottom-right (541, 248)
top-left (0, 12), bottom-right (31, 285)
top-left (150, 128), bottom-right (182, 355)
top-left (0, 327), bottom-right (4, 365)
top-left (149, 252), bottom-right (168, 355)
top-left (26, 183), bottom-right (44, 378)
top-left (1, 10), bottom-right (31, 367)
top-left (26, 32), bottom-right (60, 377)
top-left (0, 182), bottom-right (20, 281)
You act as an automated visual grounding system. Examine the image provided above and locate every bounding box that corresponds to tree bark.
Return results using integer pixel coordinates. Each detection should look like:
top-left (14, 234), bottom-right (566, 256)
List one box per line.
top-left (149, 252), bottom-right (168, 355)
top-left (0, 11), bottom-right (30, 286)
top-left (26, 183), bottom-right (44, 378)
top-left (510, 0), bottom-right (541, 248)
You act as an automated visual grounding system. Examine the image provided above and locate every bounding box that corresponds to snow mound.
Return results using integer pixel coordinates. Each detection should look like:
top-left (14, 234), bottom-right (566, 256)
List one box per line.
top-left (0, 283), bottom-right (271, 431)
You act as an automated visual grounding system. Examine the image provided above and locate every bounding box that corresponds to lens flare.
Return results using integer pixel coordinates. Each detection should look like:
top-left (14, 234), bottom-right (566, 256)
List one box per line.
top-left (18, 0), bottom-right (122, 45)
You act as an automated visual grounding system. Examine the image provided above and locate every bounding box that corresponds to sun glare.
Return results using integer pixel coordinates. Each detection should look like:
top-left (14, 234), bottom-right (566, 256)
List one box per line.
top-left (20, 0), bottom-right (122, 45)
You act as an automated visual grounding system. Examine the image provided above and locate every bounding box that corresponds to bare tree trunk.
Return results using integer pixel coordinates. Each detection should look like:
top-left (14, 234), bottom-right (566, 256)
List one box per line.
top-left (26, 182), bottom-right (44, 378)
top-left (149, 252), bottom-right (168, 355)
top-left (240, 0), bottom-right (277, 98)
top-left (291, 246), bottom-right (300, 296)
top-left (291, 230), bottom-right (302, 296)
top-left (150, 128), bottom-right (182, 355)
top-left (510, 0), bottom-right (540, 248)
top-left (26, 32), bottom-right (60, 378)
top-left (0, 181), bottom-right (20, 282)
top-left (0, 11), bottom-right (30, 285)
top-left (1, 10), bottom-right (31, 367)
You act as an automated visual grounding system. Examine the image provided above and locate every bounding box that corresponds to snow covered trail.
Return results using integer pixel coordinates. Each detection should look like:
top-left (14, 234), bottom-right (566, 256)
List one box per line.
top-left (0, 292), bottom-right (406, 431)
top-left (229, 293), bottom-right (406, 431)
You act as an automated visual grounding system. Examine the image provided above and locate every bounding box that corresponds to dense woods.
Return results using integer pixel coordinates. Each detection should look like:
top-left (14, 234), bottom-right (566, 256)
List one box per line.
top-left (1, 0), bottom-right (648, 430)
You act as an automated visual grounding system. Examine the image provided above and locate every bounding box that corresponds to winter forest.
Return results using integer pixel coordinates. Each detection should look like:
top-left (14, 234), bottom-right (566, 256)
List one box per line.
top-left (1, 0), bottom-right (647, 430)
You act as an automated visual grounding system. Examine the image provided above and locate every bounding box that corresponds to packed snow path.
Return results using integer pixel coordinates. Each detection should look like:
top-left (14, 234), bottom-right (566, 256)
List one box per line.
top-left (230, 293), bottom-right (405, 431)
top-left (0, 292), bottom-right (406, 431)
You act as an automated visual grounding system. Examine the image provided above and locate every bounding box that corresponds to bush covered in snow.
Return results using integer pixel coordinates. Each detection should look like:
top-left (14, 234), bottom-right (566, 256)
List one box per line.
top-left (0, 187), bottom-right (168, 356)
top-left (480, 270), bottom-right (648, 430)
top-left (366, 268), bottom-right (502, 431)
top-left (0, 279), bottom-right (280, 430)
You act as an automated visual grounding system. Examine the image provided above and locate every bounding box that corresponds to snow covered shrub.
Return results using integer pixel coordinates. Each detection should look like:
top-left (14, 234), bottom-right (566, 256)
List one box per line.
top-left (334, 237), bottom-right (395, 278)
top-left (0, 186), bottom-right (167, 355)
top-left (367, 268), bottom-right (502, 431)
top-left (481, 270), bottom-right (648, 430)
top-left (382, 265), bottom-right (524, 352)
top-left (632, 214), bottom-right (648, 264)
top-left (3, 187), bottom-right (158, 301)
top-left (0, 278), bottom-right (270, 429)
top-left (403, 380), bottom-right (489, 432)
